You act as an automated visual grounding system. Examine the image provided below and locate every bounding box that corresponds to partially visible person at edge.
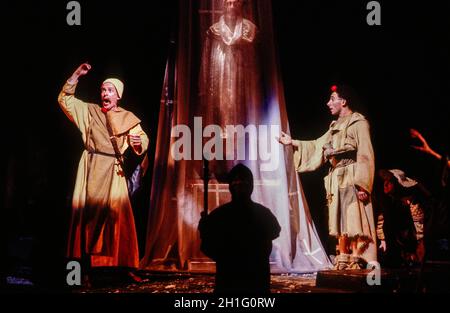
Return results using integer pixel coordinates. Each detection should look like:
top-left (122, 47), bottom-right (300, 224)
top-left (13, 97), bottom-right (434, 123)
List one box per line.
top-left (375, 169), bottom-right (428, 267)
top-left (410, 129), bottom-right (449, 260)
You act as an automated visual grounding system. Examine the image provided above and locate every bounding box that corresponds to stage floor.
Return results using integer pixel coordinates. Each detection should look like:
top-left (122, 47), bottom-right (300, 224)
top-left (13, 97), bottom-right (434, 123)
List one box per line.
top-left (76, 271), bottom-right (319, 294)
top-left (5, 264), bottom-right (450, 293)
top-left (71, 265), bottom-right (449, 293)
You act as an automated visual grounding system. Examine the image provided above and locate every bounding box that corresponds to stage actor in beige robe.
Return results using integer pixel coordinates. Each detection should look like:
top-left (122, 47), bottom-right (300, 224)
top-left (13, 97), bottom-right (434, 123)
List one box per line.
top-left (279, 84), bottom-right (376, 270)
top-left (58, 63), bottom-right (149, 274)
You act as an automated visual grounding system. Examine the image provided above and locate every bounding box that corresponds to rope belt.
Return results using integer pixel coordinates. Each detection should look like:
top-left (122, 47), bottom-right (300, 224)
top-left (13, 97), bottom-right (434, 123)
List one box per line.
top-left (330, 158), bottom-right (356, 169)
top-left (86, 148), bottom-right (120, 158)
top-left (326, 158), bottom-right (356, 205)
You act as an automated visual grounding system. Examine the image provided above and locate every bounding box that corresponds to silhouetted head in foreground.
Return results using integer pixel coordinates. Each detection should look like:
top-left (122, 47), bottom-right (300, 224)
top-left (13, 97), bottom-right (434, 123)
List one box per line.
top-left (227, 164), bottom-right (254, 201)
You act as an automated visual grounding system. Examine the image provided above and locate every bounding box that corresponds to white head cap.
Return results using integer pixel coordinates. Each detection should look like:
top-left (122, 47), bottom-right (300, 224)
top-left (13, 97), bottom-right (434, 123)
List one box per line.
top-left (388, 169), bottom-right (418, 188)
top-left (102, 78), bottom-right (124, 99)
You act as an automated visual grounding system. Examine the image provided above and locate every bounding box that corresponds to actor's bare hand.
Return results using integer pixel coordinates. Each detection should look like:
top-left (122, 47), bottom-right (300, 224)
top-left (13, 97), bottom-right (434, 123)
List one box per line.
top-left (357, 190), bottom-right (369, 203)
top-left (68, 63), bottom-right (92, 83)
top-left (410, 128), bottom-right (432, 154)
top-left (75, 63), bottom-right (91, 77)
top-left (379, 240), bottom-right (387, 252)
top-left (277, 131), bottom-right (292, 146)
top-left (129, 134), bottom-right (142, 147)
top-left (410, 128), bottom-right (447, 167)
top-left (323, 147), bottom-right (335, 159)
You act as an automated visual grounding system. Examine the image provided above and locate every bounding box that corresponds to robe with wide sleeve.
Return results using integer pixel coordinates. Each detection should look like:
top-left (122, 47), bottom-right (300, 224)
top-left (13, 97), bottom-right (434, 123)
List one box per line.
top-left (293, 112), bottom-right (377, 262)
top-left (58, 81), bottom-right (149, 268)
top-left (199, 15), bottom-right (259, 129)
top-left (197, 15), bottom-right (261, 179)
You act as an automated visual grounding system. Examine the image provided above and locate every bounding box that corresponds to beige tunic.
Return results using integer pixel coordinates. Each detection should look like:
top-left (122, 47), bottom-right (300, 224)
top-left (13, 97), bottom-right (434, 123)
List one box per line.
top-left (293, 113), bottom-right (377, 262)
top-left (58, 81), bottom-right (149, 268)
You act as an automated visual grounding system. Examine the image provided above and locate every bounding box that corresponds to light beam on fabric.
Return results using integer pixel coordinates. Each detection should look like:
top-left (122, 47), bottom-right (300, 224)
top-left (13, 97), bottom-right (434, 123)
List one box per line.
top-left (140, 0), bottom-right (332, 273)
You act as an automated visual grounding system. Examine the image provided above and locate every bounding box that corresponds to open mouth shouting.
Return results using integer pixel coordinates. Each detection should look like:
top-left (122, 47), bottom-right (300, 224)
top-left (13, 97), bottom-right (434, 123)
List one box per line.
top-left (102, 98), bottom-right (112, 107)
top-left (100, 81), bottom-right (121, 111)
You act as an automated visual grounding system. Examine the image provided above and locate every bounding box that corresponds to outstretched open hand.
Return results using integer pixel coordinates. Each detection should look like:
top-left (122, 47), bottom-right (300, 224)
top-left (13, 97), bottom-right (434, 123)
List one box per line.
top-left (277, 131), bottom-right (292, 146)
top-left (410, 128), bottom-right (434, 156)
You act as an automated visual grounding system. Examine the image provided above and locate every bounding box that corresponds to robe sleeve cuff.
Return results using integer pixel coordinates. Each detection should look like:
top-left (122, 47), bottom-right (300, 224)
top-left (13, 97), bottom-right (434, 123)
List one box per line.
top-left (63, 81), bottom-right (78, 95)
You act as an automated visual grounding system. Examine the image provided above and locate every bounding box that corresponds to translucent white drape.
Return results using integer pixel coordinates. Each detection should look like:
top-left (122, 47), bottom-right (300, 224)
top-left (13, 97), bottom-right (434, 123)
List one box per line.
top-left (140, 0), bottom-right (332, 273)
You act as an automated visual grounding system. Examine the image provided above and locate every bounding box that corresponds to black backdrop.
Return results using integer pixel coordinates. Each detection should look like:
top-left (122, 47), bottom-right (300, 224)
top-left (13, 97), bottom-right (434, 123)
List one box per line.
top-left (2, 0), bottom-right (449, 287)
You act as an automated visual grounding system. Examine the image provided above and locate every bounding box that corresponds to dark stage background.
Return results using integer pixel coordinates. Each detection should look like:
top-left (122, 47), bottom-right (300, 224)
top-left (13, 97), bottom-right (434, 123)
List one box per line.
top-left (2, 0), bottom-right (449, 288)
